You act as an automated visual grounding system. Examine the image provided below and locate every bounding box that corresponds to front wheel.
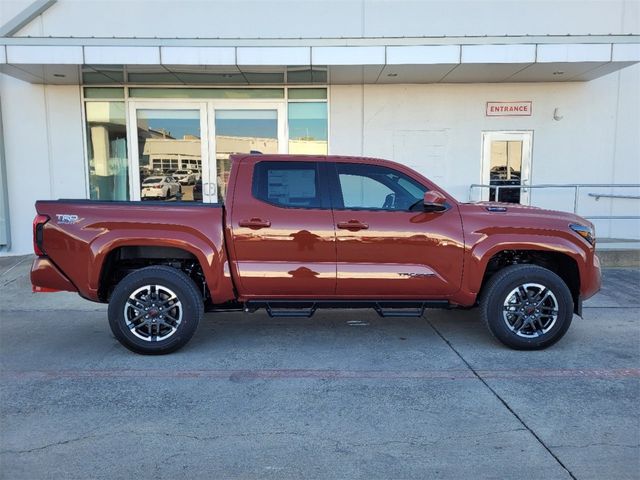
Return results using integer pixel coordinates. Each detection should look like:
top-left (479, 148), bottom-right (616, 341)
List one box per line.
top-left (108, 266), bottom-right (203, 354)
top-left (480, 265), bottom-right (574, 350)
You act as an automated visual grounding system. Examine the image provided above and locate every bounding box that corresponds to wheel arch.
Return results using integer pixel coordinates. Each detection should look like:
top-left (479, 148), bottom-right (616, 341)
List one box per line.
top-left (476, 248), bottom-right (581, 314)
top-left (89, 234), bottom-right (235, 305)
top-left (96, 245), bottom-right (203, 301)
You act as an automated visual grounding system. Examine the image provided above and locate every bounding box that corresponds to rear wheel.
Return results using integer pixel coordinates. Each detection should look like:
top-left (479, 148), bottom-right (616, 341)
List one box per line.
top-left (108, 266), bottom-right (203, 354)
top-left (480, 265), bottom-right (574, 349)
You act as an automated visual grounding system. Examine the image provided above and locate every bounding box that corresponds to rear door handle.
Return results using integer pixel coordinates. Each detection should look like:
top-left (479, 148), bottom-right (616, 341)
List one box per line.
top-left (337, 220), bottom-right (369, 231)
top-left (238, 218), bottom-right (271, 230)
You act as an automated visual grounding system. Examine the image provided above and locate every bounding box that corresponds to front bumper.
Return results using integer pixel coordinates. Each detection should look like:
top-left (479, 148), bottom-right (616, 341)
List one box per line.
top-left (576, 253), bottom-right (602, 315)
top-left (582, 253), bottom-right (602, 301)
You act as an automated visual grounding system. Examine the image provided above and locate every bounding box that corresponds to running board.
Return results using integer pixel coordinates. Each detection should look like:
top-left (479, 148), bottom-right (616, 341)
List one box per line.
top-left (244, 300), bottom-right (450, 319)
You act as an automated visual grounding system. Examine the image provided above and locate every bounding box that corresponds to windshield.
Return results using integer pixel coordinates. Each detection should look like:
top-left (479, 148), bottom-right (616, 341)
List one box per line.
top-left (143, 178), bottom-right (162, 184)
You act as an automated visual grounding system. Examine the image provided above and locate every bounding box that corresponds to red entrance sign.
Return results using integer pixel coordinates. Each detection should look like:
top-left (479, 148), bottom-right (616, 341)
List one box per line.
top-left (486, 101), bottom-right (532, 116)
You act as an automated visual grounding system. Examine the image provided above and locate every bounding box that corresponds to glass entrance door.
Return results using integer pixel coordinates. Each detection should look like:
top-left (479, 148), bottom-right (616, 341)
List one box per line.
top-left (129, 102), bottom-right (210, 202)
top-left (128, 101), bottom-right (286, 203)
top-left (481, 131), bottom-right (533, 204)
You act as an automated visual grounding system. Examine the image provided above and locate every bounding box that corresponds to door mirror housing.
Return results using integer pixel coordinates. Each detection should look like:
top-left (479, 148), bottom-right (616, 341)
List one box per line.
top-left (423, 191), bottom-right (448, 212)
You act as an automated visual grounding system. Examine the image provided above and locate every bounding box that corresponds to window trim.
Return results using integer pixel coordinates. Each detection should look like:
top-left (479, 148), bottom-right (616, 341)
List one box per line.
top-left (251, 160), bottom-right (332, 210)
top-left (328, 162), bottom-right (430, 212)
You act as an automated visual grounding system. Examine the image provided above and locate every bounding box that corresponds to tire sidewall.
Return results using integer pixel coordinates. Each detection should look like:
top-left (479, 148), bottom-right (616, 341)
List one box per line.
top-left (108, 267), bottom-right (202, 354)
top-left (484, 267), bottom-right (573, 349)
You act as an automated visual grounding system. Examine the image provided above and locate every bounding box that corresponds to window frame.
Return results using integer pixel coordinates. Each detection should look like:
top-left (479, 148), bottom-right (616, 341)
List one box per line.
top-left (328, 162), bottom-right (429, 212)
top-left (251, 160), bottom-right (332, 210)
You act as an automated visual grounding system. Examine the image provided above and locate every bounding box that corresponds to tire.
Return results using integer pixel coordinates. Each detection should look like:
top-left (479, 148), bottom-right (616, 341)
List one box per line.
top-left (108, 266), bottom-right (203, 355)
top-left (479, 264), bottom-right (574, 350)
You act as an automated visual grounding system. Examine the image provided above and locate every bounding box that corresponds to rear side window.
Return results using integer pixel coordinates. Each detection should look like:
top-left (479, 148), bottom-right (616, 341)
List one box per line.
top-left (252, 161), bottom-right (322, 208)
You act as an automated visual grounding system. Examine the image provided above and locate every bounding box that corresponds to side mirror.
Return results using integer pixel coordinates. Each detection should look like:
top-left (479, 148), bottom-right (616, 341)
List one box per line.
top-left (423, 190), bottom-right (448, 212)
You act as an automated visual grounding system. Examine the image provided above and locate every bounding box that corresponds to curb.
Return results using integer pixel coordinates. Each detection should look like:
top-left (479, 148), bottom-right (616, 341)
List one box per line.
top-left (596, 249), bottom-right (640, 268)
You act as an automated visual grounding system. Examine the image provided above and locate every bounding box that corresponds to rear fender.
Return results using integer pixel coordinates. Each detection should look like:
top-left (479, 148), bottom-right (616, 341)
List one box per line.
top-left (88, 230), bottom-right (235, 303)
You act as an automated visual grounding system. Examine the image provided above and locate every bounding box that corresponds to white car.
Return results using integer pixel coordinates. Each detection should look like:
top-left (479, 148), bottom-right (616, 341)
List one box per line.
top-left (173, 169), bottom-right (197, 185)
top-left (141, 176), bottom-right (181, 199)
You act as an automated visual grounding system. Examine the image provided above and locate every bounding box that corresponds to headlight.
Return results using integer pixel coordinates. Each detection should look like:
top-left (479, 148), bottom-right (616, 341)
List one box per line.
top-left (570, 223), bottom-right (595, 245)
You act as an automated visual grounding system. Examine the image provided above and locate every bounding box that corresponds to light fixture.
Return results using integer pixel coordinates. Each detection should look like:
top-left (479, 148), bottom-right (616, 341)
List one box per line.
top-left (553, 107), bottom-right (563, 121)
top-left (387, 73), bottom-right (398, 77)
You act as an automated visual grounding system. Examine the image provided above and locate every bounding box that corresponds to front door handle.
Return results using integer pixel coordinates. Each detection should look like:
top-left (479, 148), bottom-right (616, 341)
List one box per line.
top-left (337, 220), bottom-right (369, 231)
top-left (239, 218), bottom-right (271, 230)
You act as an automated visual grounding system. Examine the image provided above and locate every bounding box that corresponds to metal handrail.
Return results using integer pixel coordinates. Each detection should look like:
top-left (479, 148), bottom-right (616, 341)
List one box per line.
top-left (588, 193), bottom-right (640, 200)
top-left (468, 183), bottom-right (640, 218)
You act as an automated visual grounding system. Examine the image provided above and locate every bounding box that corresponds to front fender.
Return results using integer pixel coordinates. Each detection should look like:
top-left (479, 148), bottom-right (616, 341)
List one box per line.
top-left (461, 233), bottom-right (590, 298)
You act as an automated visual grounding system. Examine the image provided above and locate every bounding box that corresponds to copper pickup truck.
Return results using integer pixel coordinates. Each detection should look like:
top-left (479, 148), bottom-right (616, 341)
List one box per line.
top-left (31, 154), bottom-right (601, 354)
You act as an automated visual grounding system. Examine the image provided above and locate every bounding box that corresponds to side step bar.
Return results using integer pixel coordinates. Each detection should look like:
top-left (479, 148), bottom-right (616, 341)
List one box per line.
top-left (244, 300), bottom-right (450, 319)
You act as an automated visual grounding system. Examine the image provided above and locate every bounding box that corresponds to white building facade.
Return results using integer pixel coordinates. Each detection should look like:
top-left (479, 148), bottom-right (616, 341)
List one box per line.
top-left (0, 0), bottom-right (639, 255)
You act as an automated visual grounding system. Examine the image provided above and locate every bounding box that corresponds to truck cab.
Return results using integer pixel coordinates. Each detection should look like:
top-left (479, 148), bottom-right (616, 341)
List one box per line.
top-left (227, 155), bottom-right (464, 300)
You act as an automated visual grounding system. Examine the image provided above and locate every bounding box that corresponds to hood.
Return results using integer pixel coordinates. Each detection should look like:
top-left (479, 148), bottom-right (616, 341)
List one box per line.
top-left (460, 201), bottom-right (594, 231)
top-left (472, 201), bottom-right (542, 211)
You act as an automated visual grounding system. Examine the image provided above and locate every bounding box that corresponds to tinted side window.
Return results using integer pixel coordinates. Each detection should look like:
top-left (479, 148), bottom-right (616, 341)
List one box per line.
top-left (253, 161), bottom-right (321, 208)
top-left (339, 173), bottom-right (393, 209)
top-left (336, 163), bottom-right (427, 210)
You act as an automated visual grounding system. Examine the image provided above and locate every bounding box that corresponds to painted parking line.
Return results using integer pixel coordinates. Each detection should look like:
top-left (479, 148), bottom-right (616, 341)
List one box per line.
top-left (1, 368), bottom-right (638, 381)
top-left (346, 320), bottom-right (370, 326)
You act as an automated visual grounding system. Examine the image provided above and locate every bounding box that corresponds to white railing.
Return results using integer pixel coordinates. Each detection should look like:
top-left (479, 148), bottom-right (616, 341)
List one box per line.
top-left (468, 183), bottom-right (640, 221)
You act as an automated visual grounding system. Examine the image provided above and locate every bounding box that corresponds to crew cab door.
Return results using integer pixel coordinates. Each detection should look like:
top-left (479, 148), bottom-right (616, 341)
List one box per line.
top-left (228, 157), bottom-right (336, 297)
top-left (329, 162), bottom-right (464, 298)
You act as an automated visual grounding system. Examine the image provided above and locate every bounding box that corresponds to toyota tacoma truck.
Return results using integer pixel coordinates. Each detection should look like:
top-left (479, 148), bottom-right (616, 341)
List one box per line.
top-left (31, 154), bottom-right (601, 354)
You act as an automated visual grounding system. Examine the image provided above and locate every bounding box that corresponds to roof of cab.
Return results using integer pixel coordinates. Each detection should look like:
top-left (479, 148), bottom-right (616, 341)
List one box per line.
top-left (230, 153), bottom-right (391, 164)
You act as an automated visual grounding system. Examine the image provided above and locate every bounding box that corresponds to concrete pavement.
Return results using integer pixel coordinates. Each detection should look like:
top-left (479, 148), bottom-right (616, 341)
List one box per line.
top-left (0, 256), bottom-right (638, 479)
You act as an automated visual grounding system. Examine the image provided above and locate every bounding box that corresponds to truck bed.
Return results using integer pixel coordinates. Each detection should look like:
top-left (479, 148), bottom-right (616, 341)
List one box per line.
top-left (33, 199), bottom-right (233, 303)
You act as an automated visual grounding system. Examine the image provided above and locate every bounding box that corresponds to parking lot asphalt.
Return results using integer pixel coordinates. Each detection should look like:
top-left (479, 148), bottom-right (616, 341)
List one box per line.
top-left (0, 256), bottom-right (638, 480)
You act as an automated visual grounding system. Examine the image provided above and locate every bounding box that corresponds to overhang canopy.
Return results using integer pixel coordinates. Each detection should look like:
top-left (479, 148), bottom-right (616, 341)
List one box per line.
top-left (0, 36), bottom-right (638, 85)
